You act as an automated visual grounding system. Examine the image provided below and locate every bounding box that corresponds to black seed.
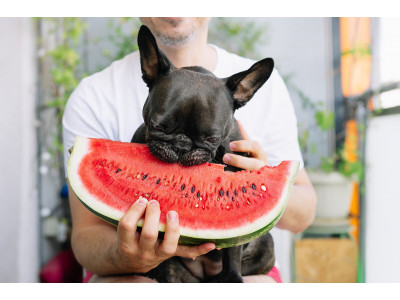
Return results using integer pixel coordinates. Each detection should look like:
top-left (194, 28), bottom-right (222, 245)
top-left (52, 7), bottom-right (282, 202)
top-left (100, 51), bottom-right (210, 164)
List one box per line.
top-left (197, 191), bottom-right (200, 198)
top-left (185, 193), bottom-right (188, 198)
top-left (226, 191), bottom-right (229, 197)
top-left (234, 190), bottom-right (237, 196)
top-left (181, 184), bottom-right (186, 190)
top-left (219, 190), bottom-right (224, 197)
top-left (156, 179), bottom-right (161, 184)
top-left (191, 186), bottom-right (196, 193)
top-left (251, 184), bottom-right (256, 190)
top-left (232, 197), bottom-right (235, 201)
top-left (242, 187), bottom-right (246, 193)
top-left (116, 168), bottom-right (121, 174)
top-left (142, 174), bottom-right (148, 180)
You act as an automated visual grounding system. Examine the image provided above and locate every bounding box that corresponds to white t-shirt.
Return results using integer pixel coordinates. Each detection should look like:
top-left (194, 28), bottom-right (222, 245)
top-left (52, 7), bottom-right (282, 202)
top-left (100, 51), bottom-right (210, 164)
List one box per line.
top-left (62, 45), bottom-right (304, 173)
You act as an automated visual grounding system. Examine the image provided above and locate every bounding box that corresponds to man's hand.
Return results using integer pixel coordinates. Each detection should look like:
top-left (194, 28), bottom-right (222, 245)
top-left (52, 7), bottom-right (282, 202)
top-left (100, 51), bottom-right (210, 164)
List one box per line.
top-left (68, 182), bottom-right (215, 276)
top-left (222, 120), bottom-right (268, 170)
top-left (116, 198), bottom-right (216, 273)
top-left (222, 121), bottom-right (317, 234)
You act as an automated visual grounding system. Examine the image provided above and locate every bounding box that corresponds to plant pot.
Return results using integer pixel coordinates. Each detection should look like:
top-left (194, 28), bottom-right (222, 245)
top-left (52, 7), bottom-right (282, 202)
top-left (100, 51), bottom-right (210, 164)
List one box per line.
top-left (308, 171), bottom-right (354, 220)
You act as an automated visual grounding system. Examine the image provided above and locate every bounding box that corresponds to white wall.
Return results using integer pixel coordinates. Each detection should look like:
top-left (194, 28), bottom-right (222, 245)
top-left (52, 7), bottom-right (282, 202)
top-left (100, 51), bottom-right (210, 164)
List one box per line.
top-left (365, 17), bottom-right (400, 283)
top-left (365, 114), bottom-right (400, 282)
top-left (0, 17), bottom-right (39, 282)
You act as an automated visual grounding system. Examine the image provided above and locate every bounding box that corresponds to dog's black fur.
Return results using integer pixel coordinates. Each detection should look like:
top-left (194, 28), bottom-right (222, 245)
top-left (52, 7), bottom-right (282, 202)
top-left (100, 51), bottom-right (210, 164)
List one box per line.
top-left (131, 25), bottom-right (276, 282)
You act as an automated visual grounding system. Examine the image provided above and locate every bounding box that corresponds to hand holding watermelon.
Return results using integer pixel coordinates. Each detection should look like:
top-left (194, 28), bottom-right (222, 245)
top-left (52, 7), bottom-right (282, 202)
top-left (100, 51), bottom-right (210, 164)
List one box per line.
top-left (115, 197), bottom-right (216, 273)
top-left (223, 120), bottom-right (269, 171)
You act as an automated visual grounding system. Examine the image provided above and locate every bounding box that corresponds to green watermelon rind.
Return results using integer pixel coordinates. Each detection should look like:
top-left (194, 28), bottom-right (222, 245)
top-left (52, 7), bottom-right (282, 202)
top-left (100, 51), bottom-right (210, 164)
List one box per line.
top-left (72, 190), bottom-right (284, 248)
top-left (71, 189), bottom-right (286, 248)
top-left (68, 136), bottom-right (299, 248)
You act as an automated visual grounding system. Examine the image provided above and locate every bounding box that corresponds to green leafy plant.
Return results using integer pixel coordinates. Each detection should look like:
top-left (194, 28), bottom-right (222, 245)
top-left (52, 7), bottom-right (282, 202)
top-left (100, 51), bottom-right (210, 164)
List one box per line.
top-left (285, 74), bottom-right (363, 181)
top-left (37, 17), bottom-right (88, 175)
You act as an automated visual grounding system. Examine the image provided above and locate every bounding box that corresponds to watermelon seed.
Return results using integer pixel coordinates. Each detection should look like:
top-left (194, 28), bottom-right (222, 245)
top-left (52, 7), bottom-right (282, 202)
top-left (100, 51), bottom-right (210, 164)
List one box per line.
top-left (185, 193), bottom-right (188, 197)
top-left (181, 184), bottom-right (186, 190)
top-left (116, 168), bottom-right (121, 174)
top-left (195, 204), bottom-right (199, 208)
top-left (226, 191), bottom-right (229, 197)
top-left (242, 187), bottom-right (246, 193)
top-left (261, 185), bottom-right (267, 191)
top-left (251, 184), bottom-right (256, 190)
top-left (200, 197), bottom-right (203, 201)
top-left (247, 200), bottom-right (251, 204)
top-left (234, 190), bottom-right (237, 196)
top-left (231, 197), bottom-right (235, 201)
top-left (142, 174), bottom-right (148, 180)
top-left (156, 179), bottom-right (161, 184)
top-left (196, 192), bottom-right (200, 198)
top-left (191, 186), bottom-right (195, 193)
top-left (137, 174), bottom-right (141, 179)
top-left (219, 190), bottom-right (224, 197)
top-left (226, 205), bottom-right (230, 209)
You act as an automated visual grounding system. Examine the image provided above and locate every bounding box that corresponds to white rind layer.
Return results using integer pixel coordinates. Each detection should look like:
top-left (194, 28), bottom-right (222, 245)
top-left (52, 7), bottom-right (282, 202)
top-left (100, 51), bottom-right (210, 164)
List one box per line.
top-left (68, 136), bottom-right (299, 240)
top-left (68, 137), bottom-right (126, 222)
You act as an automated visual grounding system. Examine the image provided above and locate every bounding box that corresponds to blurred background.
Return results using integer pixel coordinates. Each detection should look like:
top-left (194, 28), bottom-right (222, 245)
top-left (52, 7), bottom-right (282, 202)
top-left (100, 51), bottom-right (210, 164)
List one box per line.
top-left (1, 17), bottom-right (399, 283)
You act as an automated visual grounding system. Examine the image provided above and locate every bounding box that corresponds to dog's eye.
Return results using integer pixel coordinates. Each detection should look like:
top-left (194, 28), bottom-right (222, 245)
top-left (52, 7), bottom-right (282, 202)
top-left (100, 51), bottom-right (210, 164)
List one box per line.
top-left (151, 123), bottom-right (163, 131)
top-left (206, 137), bottom-right (216, 143)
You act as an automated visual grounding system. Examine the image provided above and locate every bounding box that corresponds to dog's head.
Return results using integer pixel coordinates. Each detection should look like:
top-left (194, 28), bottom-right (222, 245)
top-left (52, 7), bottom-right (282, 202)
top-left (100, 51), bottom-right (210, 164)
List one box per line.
top-left (137, 25), bottom-right (274, 166)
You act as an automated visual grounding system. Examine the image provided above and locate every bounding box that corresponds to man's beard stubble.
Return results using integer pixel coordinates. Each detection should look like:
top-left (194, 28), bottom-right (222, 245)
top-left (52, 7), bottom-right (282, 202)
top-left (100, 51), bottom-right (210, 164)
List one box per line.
top-left (155, 30), bottom-right (196, 46)
top-left (153, 19), bottom-right (196, 46)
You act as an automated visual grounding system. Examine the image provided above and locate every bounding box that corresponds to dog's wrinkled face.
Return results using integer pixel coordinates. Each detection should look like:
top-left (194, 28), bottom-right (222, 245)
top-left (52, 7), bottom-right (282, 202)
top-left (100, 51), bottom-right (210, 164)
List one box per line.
top-left (137, 25), bottom-right (274, 166)
top-left (143, 69), bottom-right (235, 166)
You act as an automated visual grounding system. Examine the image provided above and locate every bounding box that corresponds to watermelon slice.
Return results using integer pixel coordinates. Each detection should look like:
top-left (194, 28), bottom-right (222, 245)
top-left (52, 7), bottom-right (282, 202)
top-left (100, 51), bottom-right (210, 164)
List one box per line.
top-left (67, 136), bottom-right (299, 248)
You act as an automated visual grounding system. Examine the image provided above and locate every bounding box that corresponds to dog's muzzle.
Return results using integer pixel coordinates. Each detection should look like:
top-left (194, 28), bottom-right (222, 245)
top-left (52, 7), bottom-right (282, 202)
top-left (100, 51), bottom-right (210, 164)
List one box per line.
top-left (148, 139), bottom-right (212, 166)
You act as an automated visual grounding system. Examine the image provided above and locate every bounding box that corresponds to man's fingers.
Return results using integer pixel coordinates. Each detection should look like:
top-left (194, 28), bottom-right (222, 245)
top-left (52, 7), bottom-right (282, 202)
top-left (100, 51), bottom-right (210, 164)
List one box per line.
top-left (175, 243), bottom-right (216, 259)
top-left (156, 211), bottom-right (180, 257)
top-left (118, 198), bottom-right (148, 248)
top-left (230, 140), bottom-right (267, 161)
top-left (223, 153), bottom-right (265, 171)
top-left (139, 200), bottom-right (161, 252)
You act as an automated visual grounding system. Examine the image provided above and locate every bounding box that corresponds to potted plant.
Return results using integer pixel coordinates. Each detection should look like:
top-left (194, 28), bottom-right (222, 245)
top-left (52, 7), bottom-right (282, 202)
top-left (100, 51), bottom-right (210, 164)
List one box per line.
top-left (296, 97), bottom-right (363, 222)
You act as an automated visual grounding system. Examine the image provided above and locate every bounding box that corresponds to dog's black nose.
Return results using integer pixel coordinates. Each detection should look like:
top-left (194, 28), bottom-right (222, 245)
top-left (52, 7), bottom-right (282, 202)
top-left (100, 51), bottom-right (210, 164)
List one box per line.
top-left (173, 134), bottom-right (192, 154)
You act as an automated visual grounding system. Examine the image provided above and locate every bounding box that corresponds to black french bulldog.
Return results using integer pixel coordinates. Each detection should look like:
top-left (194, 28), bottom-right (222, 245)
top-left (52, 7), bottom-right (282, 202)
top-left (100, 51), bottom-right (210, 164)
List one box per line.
top-left (131, 25), bottom-right (276, 283)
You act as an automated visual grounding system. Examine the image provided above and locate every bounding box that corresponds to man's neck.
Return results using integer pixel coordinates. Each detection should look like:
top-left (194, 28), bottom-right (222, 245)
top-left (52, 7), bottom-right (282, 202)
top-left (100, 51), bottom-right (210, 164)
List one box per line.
top-left (159, 39), bottom-right (217, 72)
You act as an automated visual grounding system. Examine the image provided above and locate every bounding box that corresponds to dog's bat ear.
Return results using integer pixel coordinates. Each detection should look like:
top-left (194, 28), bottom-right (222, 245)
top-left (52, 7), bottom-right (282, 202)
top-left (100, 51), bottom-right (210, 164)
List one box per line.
top-left (225, 58), bottom-right (274, 109)
top-left (138, 25), bottom-right (175, 87)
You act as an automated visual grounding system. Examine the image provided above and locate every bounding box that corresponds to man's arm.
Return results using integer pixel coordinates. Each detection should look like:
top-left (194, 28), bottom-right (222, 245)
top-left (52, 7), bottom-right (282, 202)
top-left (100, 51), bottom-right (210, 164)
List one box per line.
top-left (68, 182), bottom-right (215, 276)
top-left (275, 167), bottom-right (317, 233)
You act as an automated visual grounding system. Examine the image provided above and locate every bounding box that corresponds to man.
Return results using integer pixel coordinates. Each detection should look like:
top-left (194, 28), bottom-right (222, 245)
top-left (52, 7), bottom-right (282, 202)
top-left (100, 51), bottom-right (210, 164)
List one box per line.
top-left (63, 17), bottom-right (317, 283)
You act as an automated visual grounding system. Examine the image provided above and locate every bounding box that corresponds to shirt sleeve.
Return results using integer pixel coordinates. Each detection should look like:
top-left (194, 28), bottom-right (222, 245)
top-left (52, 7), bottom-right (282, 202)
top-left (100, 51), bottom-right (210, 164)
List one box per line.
top-left (62, 78), bottom-right (113, 177)
top-left (259, 69), bottom-right (304, 169)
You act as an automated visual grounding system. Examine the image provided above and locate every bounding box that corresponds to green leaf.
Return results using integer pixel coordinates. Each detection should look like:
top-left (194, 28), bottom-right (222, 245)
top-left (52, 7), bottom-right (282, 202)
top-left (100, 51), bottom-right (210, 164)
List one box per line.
top-left (315, 110), bottom-right (335, 131)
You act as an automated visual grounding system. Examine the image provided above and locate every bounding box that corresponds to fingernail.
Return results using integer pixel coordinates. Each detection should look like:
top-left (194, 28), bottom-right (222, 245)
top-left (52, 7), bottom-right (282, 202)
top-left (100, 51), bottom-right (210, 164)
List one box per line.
top-left (229, 142), bottom-right (236, 150)
top-left (149, 200), bottom-right (159, 206)
top-left (167, 211), bottom-right (177, 221)
top-left (223, 154), bottom-right (231, 163)
top-left (136, 197), bottom-right (148, 205)
top-left (205, 244), bottom-right (216, 251)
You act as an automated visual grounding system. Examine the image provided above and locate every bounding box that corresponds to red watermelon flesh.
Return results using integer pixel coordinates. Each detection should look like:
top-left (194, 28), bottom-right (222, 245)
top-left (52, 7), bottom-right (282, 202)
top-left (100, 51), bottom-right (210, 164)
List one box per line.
top-left (68, 137), bottom-right (299, 247)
